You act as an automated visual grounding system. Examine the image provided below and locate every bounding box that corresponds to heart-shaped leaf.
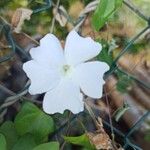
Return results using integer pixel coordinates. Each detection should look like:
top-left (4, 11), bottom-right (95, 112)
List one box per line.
top-left (12, 134), bottom-right (37, 150)
top-left (0, 121), bottom-right (18, 150)
top-left (33, 142), bottom-right (59, 150)
top-left (14, 102), bottom-right (55, 143)
top-left (0, 133), bottom-right (7, 150)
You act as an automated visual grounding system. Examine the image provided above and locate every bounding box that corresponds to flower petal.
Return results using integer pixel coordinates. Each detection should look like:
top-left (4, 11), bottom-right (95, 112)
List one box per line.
top-left (64, 30), bottom-right (102, 66)
top-left (43, 78), bottom-right (84, 114)
top-left (73, 61), bottom-right (109, 98)
top-left (23, 60), bottom-right (60, 95)
top-left (30, 33), bottom-right (65, 67)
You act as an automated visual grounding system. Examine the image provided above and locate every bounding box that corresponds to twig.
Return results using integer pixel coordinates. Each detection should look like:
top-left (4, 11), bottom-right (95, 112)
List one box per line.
top-left (104, 87), bottom-right (117, 150)
top-left (0, 82), bottom-right (15, 96)
top-left (50, 0), bottom-right (60, 33)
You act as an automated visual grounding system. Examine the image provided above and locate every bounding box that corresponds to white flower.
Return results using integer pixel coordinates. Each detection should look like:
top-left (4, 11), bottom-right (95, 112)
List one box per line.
top-left (23, 30), bottom-right (109, 114)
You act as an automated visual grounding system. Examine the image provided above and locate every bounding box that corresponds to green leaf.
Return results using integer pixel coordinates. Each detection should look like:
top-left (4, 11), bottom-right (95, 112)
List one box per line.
top-left (128, 42), bottom-right (145, 54)
top-left (33, 142), bottom-right (59, 150)
top-left (113, 102), bottom-right (130, 122)
top-left (12, 134), bottom-right (37, 150)
top-left (64, 134), bottom-right (95, 150)
top-left (14, 102), bottom-right (55, 143)
top-left (97, 40), bottom-right (113, 66)
top-left (0, 121), bottom-right (18, 150)
top-left (115, 0), bottom-right (123, 7)
top-left (0, 133), bottom-right (7, 150)
top-left (144, 131), bottom-right (150, 141)
top-left (116, 75), bottom-right (133, 93)
top-left (92, 0), bottom-right (123, 31)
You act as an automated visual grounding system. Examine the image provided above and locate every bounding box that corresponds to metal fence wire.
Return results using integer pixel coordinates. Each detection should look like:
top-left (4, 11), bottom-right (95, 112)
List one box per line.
top-left (0, 0), bottom-right (150, 150)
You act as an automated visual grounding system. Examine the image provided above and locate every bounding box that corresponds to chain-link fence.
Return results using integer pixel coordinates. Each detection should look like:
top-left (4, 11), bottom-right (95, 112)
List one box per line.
top-left (0, 0), bottom-right (150, 149)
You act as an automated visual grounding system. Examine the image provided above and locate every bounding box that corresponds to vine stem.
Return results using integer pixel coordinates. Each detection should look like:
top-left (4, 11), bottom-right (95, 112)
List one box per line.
top-left (50, 0), bottom-right (60, 33)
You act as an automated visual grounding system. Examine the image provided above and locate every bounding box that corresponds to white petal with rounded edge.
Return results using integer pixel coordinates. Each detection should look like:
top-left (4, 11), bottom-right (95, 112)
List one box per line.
top-left (43, 78), bottom-right (84, 114)
top-left (72, 61), bottom-right (109, 98)
top-left (64, 30), bottom-right (102, 66)
top-left (30, 34), bottom-right (65, 67)
top-left (23, 60), bottom-right (61, 95)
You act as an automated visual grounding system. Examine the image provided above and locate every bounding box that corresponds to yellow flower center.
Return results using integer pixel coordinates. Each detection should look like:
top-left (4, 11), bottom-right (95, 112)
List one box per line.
top-left (62, 65), bottom-right (72, 77)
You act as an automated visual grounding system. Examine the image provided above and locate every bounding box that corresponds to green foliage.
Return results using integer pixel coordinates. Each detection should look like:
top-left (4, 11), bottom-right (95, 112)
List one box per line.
top-left (64, 134), bottom-right (95, 150)
top-left (92, 0), bottom-right (123, 31)
top-left (14, 102), bottom-right (55, 143)
top-left (113, 102), bottom-right (130, 122)
top-left (0, 133), bottom-right (7, 150)
top-left (0, 102), bottom-right (58, 150)
top-left (12, 134), bottom-right (37, 150)
top-left (116, 74), bottom-right (133, 93)
top-left (33, 142), bottom-right (59, 150)
top-left (115, 69), bottom-right (133, 93)
top-left (121, 38), bottom-right (146, 54)
top-left (128, 42), bottom-right (146, 54)
top-left (144, 131), bottom-right (150, 141)
top-left (0, 121), bottom-right (18, 150)
top-left (97, 40), bottom-right (113, 66)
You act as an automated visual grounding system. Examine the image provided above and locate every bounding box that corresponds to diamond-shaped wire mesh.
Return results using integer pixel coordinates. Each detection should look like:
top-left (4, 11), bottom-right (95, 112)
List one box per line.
top-left (0, 0), bottom-right (149, 149)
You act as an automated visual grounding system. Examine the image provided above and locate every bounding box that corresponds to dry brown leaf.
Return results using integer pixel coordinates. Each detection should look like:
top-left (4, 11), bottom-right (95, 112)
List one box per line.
top-left (87, 117), bottom-right (124, 150)
top-left (87, 132), bottom-right (113, 150)
top-left (87, 118), bottom-right (113, 150)
top-left (11, 8), bottom-right (33, 33)
top-left (69, 1), bottom-right (84, 19)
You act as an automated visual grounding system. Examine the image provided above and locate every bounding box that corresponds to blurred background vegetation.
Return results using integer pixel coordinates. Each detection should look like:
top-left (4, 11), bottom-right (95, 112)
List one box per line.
top-left (0, 0), bottom-right (150, 37)
top-left (0, 0), bottom-right (150, 149)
